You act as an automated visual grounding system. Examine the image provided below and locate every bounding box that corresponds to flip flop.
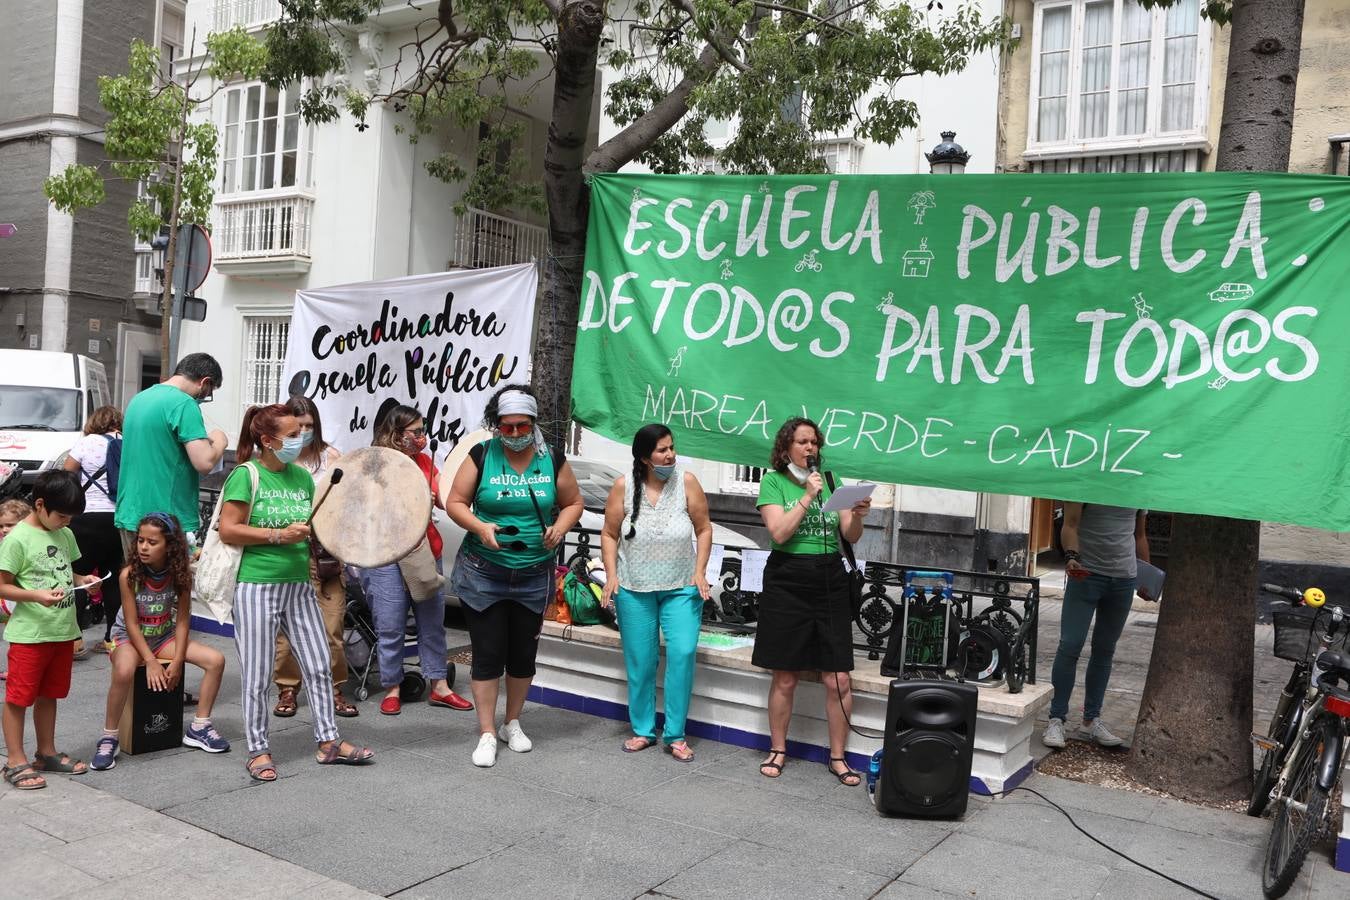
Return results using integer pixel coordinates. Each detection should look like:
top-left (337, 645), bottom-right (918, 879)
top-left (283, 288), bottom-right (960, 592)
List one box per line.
top-left (3, 764), bottom-right (46, 790)
top-left (622, 736), bottom-right (656, 753)
top-left (667, 741), bottom-right (695, 762)
top-left (33, 752), bottom-right (88, 775)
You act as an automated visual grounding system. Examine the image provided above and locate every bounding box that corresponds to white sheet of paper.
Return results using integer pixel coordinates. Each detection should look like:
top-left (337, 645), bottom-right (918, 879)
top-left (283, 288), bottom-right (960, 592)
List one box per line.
top-left (739, 549), bottom-right (771, 593)
top-left (702, 543), bottom-right (726, 586)
top-left (821, 482), bottom-right (876, 513)
top-left (1136, 559), bottom-right (1165, 601)
top-left (66, 571), bottom-right (115, 594)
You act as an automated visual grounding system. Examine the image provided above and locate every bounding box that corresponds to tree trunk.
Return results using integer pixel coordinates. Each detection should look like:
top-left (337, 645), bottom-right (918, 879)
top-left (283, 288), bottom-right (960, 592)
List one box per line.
top-left (1125, 0), bottom-right (1305, 802)
top-left (533, 0), bottom-right (604, 450)
top-left (158, 84), bottom-right (193, 380)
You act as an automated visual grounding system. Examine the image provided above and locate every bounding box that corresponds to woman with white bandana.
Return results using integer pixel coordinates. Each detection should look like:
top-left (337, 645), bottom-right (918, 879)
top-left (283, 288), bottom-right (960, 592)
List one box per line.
top-left (446, 385), bottom-right (585, 767)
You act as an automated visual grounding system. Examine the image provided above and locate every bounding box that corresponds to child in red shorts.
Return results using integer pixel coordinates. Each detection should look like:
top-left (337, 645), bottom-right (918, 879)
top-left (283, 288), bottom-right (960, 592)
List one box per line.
top-left (1, 471), bottom-right (103, 790)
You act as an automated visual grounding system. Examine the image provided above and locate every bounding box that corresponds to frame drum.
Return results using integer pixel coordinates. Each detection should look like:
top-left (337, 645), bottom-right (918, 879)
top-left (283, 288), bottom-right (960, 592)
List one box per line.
top-left (311, 446), bottom-right (430, 568)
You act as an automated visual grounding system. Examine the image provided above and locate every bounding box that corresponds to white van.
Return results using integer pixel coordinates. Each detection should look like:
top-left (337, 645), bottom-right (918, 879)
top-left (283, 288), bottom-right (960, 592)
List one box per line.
top-left (0, 350), bottom-right (112, 487)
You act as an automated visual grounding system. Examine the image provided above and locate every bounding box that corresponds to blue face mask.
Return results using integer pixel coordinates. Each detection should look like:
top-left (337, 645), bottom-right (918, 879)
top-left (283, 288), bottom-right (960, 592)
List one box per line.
top-left (274, 436), bottom-right (305, 464)
top-left (300, 429), bottom-right (314, 447)
top-left (652, 463), bottom-right (677, 482)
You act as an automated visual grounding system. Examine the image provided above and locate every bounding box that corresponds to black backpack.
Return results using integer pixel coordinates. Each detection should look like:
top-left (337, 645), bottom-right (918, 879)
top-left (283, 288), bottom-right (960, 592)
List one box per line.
top-left (81, 434), bottom-right (122, 502)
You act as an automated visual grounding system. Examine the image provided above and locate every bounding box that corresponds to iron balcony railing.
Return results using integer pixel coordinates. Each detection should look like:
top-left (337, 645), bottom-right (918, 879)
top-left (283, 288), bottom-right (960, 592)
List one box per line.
top-left (214, 193), bottom-right (314, 261)
top-left (452, 207), bottom-right (547, 270)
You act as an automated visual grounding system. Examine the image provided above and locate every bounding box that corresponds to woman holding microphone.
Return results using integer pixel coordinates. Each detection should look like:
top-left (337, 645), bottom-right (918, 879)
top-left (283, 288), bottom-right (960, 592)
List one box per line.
top-left (599, 424), bottom-right (713, 762)
top-left (753, 417), bottom-right (871, 785)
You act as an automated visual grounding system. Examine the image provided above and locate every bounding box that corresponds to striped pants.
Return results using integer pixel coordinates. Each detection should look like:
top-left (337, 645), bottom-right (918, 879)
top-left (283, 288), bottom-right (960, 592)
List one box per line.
top-left (234, 581), bottom-right (340, 755)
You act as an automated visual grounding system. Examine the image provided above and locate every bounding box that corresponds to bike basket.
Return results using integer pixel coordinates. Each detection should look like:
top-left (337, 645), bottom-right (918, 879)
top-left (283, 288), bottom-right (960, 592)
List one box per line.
top-left (1271, 605), bottom-right (1350, 662)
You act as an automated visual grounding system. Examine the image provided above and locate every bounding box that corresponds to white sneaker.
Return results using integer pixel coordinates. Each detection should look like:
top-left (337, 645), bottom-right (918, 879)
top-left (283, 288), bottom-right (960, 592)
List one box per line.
top-left (1086, 719), bottom-right (1124, 747)
top-left (498, 719), bottom-right (533, 753)
top-left (1042, 717), bottom-right (1067, 748)
top-left (472, 732), bottom-right (498, 767)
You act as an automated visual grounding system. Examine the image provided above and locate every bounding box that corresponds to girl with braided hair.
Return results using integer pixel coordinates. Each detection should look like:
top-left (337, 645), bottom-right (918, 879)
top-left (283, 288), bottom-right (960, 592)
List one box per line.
top-left (599, 424), bottom-right (713, 762)
top-left (91, 513), bottom-right (230, 770)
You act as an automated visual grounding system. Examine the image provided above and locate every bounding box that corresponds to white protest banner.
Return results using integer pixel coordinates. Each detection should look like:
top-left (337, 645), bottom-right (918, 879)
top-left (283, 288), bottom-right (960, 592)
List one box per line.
top-left (280, 264), bottom-right (537, 463)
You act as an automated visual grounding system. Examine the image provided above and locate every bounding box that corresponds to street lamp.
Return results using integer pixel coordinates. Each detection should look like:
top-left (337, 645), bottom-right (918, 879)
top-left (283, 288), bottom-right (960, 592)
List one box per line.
top-left (925, 131), bottom-right (970, 175)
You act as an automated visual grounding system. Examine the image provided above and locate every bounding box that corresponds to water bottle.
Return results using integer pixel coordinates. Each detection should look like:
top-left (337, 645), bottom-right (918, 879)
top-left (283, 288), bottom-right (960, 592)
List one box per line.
top-left (866, 749), bottom-right (883, 806)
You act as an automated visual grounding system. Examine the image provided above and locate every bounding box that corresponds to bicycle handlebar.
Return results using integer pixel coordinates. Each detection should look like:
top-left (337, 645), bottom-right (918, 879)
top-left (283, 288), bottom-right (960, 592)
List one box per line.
top-left (1262, 583), bottom-right (1329, 608)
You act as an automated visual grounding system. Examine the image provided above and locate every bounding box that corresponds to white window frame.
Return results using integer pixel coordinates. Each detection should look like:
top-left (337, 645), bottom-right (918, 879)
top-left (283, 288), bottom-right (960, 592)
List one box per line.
top-left (1026, 0), bottom-right (1212, 160)
top-left (239, 312), bottom-right (292, 416)
top-left (218, 81), bottom-right (314, 197)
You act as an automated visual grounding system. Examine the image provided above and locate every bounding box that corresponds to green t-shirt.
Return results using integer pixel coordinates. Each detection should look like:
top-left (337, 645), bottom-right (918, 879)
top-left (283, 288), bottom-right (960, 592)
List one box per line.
top-left (115, 383), bottom-right (209, 533)
top-left (756, 469), bottom-right (839, 555)
top-left (221, 461), bottom-right (314, 584)
top-left (0, 521), bottom-right (81, 643)
top-left (463, 438), bottom-right (558, 568)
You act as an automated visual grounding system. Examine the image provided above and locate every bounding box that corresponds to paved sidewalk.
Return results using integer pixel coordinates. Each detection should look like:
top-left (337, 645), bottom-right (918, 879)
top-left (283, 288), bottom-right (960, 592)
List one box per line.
top-left (2, 624), bottom-right (1345, 898)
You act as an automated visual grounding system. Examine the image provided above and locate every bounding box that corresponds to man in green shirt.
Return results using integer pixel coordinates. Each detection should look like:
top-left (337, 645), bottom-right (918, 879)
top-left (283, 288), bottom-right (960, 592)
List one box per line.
top-left (115, 354), bottom-right (229, 553)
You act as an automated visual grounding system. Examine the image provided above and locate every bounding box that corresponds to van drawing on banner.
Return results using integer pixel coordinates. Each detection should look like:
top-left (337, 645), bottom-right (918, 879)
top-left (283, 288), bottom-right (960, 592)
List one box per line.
top-left (1209, 282), bottom-right (1254, 303)
top-left (903, 238), bottom-right (934, 278)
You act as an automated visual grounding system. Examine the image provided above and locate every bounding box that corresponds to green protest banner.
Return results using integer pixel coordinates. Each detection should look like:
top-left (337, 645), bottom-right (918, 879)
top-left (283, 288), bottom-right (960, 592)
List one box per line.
top-left (572, 173), bottom-right (1350, 529)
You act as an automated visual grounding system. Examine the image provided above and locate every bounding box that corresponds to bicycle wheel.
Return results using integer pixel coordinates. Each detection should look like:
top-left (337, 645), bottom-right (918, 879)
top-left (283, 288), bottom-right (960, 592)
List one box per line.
top-left (1262, 718), bottom-right (1330, 897)
top-left (1248, 693), bottom-right (1297, 818)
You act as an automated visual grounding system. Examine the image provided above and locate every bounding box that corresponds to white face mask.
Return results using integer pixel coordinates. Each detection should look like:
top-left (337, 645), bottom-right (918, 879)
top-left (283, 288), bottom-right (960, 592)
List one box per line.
top-left (787, 462), bottom-right (810, 482)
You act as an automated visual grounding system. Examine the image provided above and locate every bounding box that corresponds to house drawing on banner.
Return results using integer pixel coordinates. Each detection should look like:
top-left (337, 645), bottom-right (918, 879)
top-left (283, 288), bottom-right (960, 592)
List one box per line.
top-left (903, 238), bottom-right (934, 278)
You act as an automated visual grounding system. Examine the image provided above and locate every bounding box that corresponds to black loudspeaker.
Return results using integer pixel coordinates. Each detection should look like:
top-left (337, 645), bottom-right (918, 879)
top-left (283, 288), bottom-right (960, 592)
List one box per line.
top-left (876, 679), bottom-right (977, 818)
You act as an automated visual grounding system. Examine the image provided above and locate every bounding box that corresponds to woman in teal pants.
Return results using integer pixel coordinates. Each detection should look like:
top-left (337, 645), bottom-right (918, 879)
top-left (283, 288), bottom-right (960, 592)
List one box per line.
top-left (601, 424), bottom-right (713, 762)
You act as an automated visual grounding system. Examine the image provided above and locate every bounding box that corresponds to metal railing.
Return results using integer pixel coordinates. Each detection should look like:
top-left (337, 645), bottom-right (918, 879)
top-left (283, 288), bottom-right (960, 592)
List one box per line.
top-left (214, 193), bottom-right (314, 261)
top-left (212, 0), bottom-right (282, 32)
top-left (558, 527), bottom-right (1041, 690)
top-left (451, 207), bottom-right (547, 270)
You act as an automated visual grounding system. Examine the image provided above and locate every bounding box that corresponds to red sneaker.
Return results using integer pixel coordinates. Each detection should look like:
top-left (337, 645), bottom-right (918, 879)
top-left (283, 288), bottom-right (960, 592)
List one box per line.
top-left (379, 694), bottom-right (401, 716)
top-left (428, 689), bottom-right (474, 711)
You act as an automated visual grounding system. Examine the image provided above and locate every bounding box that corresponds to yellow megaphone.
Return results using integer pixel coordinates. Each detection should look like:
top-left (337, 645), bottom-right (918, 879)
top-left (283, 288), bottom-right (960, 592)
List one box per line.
top-left (1303, 587), bottom-right (1327, 608)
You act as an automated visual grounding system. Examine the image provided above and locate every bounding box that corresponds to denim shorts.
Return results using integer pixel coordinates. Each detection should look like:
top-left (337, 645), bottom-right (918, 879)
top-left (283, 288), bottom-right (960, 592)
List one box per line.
top-left (450, 548), bottom-right (553, 614)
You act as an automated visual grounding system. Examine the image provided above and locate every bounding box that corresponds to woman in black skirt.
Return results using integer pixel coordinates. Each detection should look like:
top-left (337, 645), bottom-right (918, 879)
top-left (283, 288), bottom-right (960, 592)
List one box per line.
top-left (752, 417), bottom-right (871, 785)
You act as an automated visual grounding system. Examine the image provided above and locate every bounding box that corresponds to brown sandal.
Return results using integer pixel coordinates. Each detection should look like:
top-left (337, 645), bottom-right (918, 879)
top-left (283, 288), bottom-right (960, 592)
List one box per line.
top-left (246, 755), bottom-right (278, 782)
top-left (315, 741), bottom-right (374, 766)
top-left (273, 687), bottom-right (298, 718)
top-left (333, 689), bottom-right (359, 718)
top-left (760, 749), bottom-right (787, 778)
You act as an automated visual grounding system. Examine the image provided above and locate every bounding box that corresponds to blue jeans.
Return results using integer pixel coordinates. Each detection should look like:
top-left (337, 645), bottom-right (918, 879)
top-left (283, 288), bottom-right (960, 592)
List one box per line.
top-left (1049, 573), bottom-right (1136, 721)
top-left (361, 561), bottom-right (448, 688)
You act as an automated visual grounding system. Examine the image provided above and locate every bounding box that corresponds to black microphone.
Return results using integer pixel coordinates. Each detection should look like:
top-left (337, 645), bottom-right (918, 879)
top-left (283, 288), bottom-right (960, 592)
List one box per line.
top-left (806, 455), bottom-right (820, 475)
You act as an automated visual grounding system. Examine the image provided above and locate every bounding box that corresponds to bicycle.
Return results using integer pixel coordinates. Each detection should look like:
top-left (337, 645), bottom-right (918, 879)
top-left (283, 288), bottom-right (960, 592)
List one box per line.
top-left (1248, 584), bottom-right (1335, 817)
top-left (1252, 583), bottom-right (1350, 897)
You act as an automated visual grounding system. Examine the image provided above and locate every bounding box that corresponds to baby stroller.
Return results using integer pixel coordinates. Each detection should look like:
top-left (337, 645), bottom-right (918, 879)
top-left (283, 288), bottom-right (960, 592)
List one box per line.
top-left (342, 568), bottom-right (456, 702)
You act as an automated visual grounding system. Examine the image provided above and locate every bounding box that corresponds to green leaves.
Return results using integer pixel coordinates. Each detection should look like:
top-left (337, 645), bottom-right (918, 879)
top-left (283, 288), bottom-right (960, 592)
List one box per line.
top-left (43, 33), bottom-right (267, 241)
top-left (43, 165), bottom-right (106, 214)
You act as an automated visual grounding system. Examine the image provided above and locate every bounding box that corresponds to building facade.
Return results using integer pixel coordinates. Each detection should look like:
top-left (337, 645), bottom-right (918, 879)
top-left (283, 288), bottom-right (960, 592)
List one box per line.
top-left (0, 0), bottom-right (184, 404)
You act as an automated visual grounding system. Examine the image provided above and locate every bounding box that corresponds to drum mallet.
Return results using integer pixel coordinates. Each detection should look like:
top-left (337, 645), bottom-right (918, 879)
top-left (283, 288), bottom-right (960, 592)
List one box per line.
top-left (307, 468), bottom-right (344, 524)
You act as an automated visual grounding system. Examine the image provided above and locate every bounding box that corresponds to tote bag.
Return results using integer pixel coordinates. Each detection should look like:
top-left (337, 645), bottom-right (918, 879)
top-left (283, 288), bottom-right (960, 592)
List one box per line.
top-left (194, 462), bottom-right (259, 624)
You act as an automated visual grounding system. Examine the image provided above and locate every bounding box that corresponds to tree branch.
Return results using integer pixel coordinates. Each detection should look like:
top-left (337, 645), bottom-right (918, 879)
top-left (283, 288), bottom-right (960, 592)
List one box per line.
top-left (676, 0), bottom-right (748, 72)
top-left (585, 42), bottom-right (722, 173)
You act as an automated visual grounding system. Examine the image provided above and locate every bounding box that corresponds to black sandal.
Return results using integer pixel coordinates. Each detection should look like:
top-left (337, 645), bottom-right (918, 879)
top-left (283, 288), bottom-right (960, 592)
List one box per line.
top-left (759, 748), bottom-right (787, 778)
top-left (827, 757), bottom-right (861, 786)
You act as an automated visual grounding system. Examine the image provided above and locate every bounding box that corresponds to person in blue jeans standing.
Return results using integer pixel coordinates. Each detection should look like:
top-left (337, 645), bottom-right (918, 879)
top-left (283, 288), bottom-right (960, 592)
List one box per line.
top-left (600, 424), bottom-right (713, 762)
top-left (1043, 503), bottom-right (1151, 750)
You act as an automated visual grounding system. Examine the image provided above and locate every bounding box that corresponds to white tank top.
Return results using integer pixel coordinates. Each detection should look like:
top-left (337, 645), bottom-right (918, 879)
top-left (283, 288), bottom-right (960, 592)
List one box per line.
top-left (617, 468), bottom-right (696, 592)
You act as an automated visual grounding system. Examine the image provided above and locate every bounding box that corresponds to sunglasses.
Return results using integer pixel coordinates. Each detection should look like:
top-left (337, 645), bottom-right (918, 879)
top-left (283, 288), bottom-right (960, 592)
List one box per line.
top-left (493, 524), bottom-right (528, 551)
top-left (497, 422), bottom-right (532, 436)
